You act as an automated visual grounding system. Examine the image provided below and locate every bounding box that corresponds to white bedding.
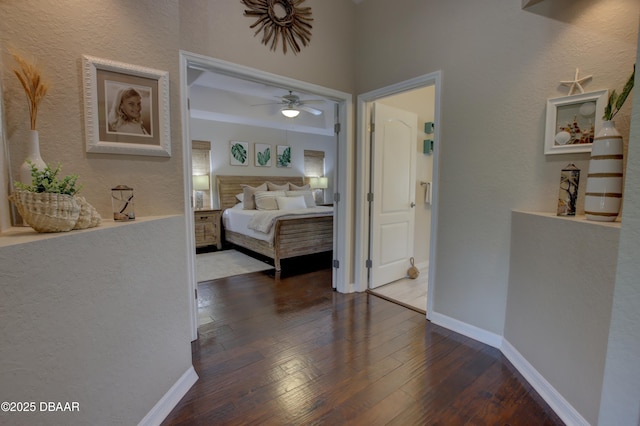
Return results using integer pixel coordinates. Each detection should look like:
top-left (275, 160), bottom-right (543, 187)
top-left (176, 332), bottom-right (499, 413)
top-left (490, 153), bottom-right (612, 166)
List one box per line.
top-left (222, 206), bottom-right (333, 244)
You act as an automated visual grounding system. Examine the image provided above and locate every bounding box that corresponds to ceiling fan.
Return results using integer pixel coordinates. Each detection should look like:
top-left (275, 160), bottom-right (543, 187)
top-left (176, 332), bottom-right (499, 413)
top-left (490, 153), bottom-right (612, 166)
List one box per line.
top-left (253, 91), bottom-right (324, 118)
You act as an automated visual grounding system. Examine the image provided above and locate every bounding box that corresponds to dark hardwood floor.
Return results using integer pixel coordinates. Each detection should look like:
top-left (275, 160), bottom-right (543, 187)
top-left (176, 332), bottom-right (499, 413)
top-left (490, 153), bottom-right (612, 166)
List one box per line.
top-left (162, 267), bottom-right (563, 425)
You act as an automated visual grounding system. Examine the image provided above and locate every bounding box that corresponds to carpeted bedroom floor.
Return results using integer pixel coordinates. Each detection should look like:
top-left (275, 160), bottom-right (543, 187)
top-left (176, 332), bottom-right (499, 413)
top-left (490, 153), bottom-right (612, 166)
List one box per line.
top-left (196, 249), bottom-right (273, 282)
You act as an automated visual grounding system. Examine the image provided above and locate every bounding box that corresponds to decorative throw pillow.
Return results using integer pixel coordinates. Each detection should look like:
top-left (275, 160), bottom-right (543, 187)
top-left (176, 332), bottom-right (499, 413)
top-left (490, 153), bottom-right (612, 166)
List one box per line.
top-left (235, 193), bottom-right (244, 202)
top-left (255, 190), bottom-right (285, 210)
top-left (286, 190), bottom-right (316, 208)
top-left (241, 183), bottom-right (267, 210)
top-left (289, 183), bottom-right (310, 191)
top-left (277, 196), bottom-right (306, 211)
top-left (266, 182), bottom-right (290, 191)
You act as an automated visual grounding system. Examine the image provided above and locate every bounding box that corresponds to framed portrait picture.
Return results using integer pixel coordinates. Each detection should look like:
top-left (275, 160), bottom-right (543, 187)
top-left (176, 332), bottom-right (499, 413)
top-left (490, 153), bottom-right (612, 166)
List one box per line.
top-left (277, 145), bottom-right (291, 168)
top-left (544, 90), bottom-right (608, 155)
top-left (82, 55), bottom-right (171, 157)
top-left (230, 141), bottom-right (249, 166)
top-left (255, 144), bottom-right (271, 167)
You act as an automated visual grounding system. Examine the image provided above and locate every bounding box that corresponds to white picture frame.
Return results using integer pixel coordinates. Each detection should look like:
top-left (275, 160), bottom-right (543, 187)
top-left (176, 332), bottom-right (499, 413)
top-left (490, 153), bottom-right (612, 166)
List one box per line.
top-left (230, 141), bottom-right (249, 166)
top-left (276, 145), bottom-right (291, 168)
top-left (255, 143), bottom-right (272, 167)
top-left (544, 90), bottom-right (608, 155)
top-left (82, 55), bottom-right (171, 157)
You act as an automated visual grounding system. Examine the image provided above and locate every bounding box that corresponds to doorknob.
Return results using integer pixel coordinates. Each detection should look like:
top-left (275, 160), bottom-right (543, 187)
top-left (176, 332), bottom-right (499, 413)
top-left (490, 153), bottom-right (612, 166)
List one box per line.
top-left (410, 202), bottom-right (415, 208)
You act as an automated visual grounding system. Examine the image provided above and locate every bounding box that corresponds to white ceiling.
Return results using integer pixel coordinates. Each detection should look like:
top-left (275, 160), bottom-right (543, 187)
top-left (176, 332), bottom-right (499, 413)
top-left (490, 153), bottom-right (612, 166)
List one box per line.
top-left (188, 68), bottom-right (337, 136)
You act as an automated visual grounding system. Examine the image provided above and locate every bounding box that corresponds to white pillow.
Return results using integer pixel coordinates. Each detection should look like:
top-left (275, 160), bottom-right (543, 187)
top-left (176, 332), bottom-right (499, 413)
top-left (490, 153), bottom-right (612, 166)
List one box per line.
top-left (285, 190), bottom-right (316, 208)
top-left (254, 190), bottom-right (285, 210)
top-left (235, 193), bottom-right (244, 202)
top-left (289, 183), bottom-right (310, 191)
top-left (266, 181), bottom-right (290, 191)
top-left (277, 196), bottom-right (307, 211)
top-left (241, 183), bottom-right (267, 210)
top-left (231, 202), bottom-right (244, 210)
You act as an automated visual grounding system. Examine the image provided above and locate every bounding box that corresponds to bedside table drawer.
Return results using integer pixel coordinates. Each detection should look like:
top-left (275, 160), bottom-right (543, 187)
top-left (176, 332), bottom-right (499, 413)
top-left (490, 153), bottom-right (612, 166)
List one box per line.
top-left (194, 209), bottom-right (221, 249)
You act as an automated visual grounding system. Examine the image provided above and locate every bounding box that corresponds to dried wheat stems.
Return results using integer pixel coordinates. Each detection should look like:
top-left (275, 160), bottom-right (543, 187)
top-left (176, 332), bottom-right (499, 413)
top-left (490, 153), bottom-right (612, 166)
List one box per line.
top-left (12, 52), bottom-right (49, 130)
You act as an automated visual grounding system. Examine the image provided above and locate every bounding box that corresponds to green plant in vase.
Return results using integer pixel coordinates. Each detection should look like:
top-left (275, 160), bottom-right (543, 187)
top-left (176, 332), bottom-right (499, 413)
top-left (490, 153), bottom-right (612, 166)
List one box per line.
top-left (15, 160), bottom-right (82, 195)
top-left (603, 65), bottom-right (635, 121)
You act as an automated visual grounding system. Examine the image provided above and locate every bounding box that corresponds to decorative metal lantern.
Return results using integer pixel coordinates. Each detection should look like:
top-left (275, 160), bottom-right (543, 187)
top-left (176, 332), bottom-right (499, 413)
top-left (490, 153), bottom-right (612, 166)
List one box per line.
top-left (111, 185), bottom-right (135, 221)
top-left (557, 164), bottom-right (580, 216)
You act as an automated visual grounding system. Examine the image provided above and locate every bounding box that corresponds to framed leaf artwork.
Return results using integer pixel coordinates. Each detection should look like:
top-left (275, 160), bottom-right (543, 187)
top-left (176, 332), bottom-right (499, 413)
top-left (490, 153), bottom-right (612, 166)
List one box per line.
top-left (230, 141), bottom-right (249, 166)
top-left (255, 143), bottom-right (271, 167)
top-left (277, 145), bottom-right (291, 168)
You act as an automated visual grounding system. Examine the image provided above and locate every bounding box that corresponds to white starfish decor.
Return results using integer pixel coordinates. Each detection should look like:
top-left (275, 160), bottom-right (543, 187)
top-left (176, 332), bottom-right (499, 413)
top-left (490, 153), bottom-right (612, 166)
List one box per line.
top-left (560, 68), bottom-right (592, 96)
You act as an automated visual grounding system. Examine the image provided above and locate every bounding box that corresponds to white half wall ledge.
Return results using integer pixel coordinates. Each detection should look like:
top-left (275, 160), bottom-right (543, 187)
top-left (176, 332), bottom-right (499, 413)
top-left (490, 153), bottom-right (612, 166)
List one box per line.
top-left (137, 367), bottom-right (198, 426)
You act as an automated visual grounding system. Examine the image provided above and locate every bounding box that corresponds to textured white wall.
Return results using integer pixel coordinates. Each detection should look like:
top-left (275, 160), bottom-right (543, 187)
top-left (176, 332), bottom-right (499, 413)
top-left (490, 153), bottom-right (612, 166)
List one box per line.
top-left (354, 0), bottom-right (639, 334)
top-left (0, 1), bottom-right (184, 219)
top-left (179, 0), bottom-right (356, 95)
top-left (598, 34), bottom-right (640, 426)
top-left (0, 2), bottom-right (193, 424)
top-left (0, 217), bottom-right (192, 425)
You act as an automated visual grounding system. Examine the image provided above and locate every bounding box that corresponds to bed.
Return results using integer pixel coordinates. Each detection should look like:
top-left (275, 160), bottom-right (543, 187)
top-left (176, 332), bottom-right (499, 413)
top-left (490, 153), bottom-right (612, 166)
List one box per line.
top-left (217, 175), bottom-right (334, 271)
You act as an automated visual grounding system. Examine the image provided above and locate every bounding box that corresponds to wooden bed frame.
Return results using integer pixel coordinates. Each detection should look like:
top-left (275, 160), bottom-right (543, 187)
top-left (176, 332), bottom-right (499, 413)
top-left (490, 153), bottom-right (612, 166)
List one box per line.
top-left (216, 175), bottom-right (333, 271)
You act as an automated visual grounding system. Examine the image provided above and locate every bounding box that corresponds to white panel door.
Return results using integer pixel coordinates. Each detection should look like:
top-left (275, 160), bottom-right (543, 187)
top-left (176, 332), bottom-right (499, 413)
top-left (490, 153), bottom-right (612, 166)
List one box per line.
top-left (370, 103), bottom-right (417, 288)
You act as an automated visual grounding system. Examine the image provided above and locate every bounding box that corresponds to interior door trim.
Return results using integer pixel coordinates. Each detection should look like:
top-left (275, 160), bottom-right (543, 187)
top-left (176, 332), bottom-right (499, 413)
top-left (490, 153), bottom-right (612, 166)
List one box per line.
top-left (355, 71), bottom-right (442, 320)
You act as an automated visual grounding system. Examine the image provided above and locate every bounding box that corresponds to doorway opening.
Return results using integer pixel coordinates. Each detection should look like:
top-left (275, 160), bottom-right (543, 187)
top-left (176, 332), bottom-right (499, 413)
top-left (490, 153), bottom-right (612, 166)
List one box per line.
top-left (355, 72), bottom-right (441, 319)
top-left (179, 51), bottom-right (353, 339)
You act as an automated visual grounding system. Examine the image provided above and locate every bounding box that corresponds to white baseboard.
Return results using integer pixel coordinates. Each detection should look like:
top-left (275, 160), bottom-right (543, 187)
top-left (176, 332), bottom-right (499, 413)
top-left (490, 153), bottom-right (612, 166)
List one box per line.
top-left (429, 311), bottom-right (588, 426)
top-left (501, 340), bottom-right (589, 426)
top-left (138, 366), bottom-right (199, 426)
top-left (429, 311), bottom-right (503, 348)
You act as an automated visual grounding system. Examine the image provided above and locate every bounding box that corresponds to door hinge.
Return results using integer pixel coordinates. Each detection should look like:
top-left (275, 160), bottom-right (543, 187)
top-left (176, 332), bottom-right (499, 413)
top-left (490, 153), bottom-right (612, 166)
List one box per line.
top-left (333, 259), bottom-right (340, 269)
top-left (370, 122), bottom-right (375, 133)
top-left (367, 193), bottom-right (374, 202)
top-left (195, 288), bottom-right (198, 299)
top-left (334, 122), bottom-right (341, 134)
top-left (334, 192), bottom-right (341, 203)
top-left (366, 259), bottom-right (372, 268)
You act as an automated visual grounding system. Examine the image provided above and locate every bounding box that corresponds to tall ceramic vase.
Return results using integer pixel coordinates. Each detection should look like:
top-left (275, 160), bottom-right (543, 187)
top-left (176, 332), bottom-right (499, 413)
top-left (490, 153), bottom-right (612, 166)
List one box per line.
top-left (584, 120), bottom-right (623, 222)
top-left (19, 130), bottom-right (46, 186)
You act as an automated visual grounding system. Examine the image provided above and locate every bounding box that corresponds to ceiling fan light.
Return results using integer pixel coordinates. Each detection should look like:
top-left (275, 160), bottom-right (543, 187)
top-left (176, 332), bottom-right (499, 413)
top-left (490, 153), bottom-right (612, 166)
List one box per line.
top-left (281, 107), bottom-right (300, 118)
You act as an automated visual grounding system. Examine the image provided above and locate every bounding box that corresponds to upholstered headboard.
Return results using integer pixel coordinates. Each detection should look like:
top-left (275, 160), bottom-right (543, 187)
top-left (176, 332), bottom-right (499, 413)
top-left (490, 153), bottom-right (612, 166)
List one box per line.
top-left (216, 175), bottom-right (306, 210)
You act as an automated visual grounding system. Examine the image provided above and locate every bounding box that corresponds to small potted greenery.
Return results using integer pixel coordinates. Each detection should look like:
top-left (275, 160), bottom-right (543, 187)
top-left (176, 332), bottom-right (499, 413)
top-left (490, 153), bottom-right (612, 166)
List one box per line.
top-left (10, 161), bottom-right (100, 232)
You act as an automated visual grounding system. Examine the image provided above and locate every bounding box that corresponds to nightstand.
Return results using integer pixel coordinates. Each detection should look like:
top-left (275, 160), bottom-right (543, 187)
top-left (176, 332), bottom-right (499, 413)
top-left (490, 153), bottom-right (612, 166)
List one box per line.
top-left (194, 209), bottom-right (221, 249)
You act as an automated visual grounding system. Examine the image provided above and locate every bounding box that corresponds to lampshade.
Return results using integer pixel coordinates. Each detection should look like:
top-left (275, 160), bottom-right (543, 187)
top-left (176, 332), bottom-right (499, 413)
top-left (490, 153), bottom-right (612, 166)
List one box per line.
top-left (192, 174), bottom-right (210, 191)
top-left (309, 176), bottom-right (328, 189)
top-left (317, 177), bottom-right (328, 189)
top-left (281, 107), bottom-right (300, 118)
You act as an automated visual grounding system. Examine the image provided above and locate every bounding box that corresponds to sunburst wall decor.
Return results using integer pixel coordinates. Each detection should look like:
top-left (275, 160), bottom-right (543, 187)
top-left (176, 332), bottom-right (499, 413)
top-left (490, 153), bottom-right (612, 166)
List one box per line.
top-left (242, 0), bottom-right (313, 55)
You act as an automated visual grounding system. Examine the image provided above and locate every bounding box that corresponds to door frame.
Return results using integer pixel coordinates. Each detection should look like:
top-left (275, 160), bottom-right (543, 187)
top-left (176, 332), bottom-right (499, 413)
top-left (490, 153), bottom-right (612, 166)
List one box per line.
top-left (355, 71), bottom-right (442, 319)
top-left (179, 51), bottom-right (354, 340)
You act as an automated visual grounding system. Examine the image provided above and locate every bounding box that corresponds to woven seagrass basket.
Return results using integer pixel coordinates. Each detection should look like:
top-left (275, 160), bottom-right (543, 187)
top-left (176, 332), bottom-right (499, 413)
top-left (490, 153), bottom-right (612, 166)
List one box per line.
top-left (73, 196), bottom-right (102, 230)
top-left (9, 191), bottom-right (80, 233)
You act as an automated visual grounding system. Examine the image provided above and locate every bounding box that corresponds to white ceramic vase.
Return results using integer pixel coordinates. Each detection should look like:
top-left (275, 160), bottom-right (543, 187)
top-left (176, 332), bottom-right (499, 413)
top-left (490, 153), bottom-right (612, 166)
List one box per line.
top-left (19, 130), bottom-right (47, 186)
top-left (584, 120), bottom-right (623, 222)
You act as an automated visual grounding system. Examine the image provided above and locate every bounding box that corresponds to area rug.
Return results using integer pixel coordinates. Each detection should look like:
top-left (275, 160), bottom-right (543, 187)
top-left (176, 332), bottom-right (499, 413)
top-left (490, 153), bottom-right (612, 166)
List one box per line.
top-left (196, 249), bottom-right (273, 282)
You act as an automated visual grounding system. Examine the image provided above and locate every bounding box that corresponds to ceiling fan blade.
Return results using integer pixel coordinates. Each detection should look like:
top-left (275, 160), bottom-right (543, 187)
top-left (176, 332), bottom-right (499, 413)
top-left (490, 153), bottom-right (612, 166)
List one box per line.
top-left (251, 101), bottom-right (285, 106)
top-left (298, 99), bottom-right (325, 105)
top-left (299, 105), bottom-right (323, 116)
